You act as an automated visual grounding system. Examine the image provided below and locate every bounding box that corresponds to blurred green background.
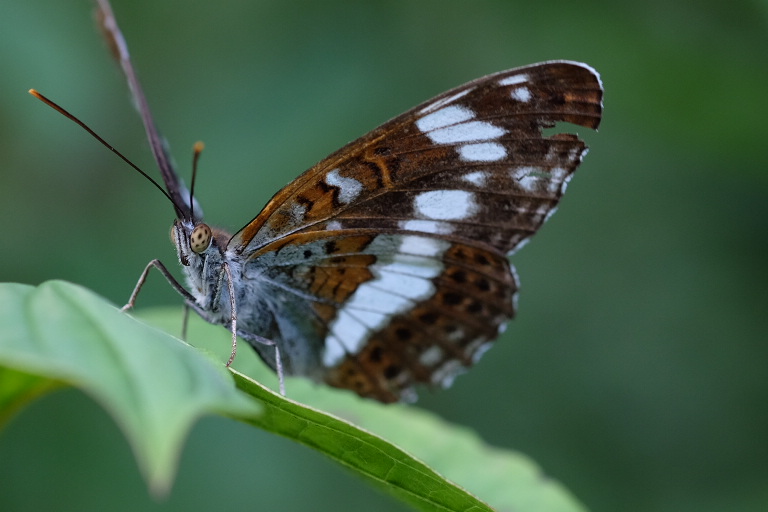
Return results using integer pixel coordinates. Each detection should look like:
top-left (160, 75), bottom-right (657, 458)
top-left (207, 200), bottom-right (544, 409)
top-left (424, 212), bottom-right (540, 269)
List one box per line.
top-left (1, 0), bottom-right (766, 511)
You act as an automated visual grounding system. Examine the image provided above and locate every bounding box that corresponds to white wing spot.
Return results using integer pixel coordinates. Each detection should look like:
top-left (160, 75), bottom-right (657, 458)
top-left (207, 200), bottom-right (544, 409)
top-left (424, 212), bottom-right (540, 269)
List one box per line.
top-left (325, 168), bottom-right (363, 204)
top-left (322, 235), bottom-right (450, 366)
top-left (533, 205), bottom-right (550, 223)
top-left (414, 190), bottom-right (476, 220)
top-left (543, 205), bottom-right (559, 223)
top-left (416, 105), bottom-right (475, 133)
top-left (419, 89), bottom-right (473, 114)
top-left (560, 173), bottom-right (574, 194)
top-left (459, 142), bottom-right (507, 162)
top-left (507, 237), bottom-right (530, 256)
top-left (419, 346), bottom-right (444, 367)
top-left (323, 274), bottom-right (433, 366)
top-left (399, 235), bottom-right (450, 257)
top-left (469, 340), bottom-right (493, 364)
top-left (425, 120), bottom-right (505, 145)
top-left (498, 74), bottom-right (529, 86)
top-left (398, 219), bottom-right (454, 235)
top-left (447, 327), bottom-right (465, 342)
top-left (511, 86), bottom-right (532, 102)
top-left (328, 309), bottom-right (390, 360)
top-left (548, 167), bottom-right (568, 193)
top-left (431, 360), bottom-right (465, 388)
top-left (380, 255), bottom-right (444, 279)
top-left (323, 335), bottom-right (347, 367)
top-left (462, 170), bottom-right (489, 187)
top-left (510, 166), bottom-right (540, 192)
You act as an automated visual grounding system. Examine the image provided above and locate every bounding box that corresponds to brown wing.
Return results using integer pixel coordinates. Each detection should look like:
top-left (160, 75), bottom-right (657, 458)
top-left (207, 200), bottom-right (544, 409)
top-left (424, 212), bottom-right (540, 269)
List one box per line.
top-left (231, 61), bottom-right (602, 401)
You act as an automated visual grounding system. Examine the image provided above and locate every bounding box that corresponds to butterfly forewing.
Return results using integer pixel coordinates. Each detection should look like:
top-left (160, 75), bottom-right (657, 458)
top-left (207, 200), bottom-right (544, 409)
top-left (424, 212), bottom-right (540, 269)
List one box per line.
top-left (226, 61), bottom-right (602, 402)
top-left (231, 61), bottom-right (601, 255)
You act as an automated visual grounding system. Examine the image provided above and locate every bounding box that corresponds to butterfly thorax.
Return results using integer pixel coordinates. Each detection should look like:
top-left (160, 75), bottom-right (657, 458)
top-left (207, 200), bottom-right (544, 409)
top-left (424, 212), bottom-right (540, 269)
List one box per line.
top-left (171, 218), bottom-right (287, 372)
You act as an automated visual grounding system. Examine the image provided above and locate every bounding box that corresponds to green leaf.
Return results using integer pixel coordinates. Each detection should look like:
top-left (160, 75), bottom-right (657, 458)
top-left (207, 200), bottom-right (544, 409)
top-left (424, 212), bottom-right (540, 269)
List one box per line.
top-left (0, 281), bottom-right (587, 511)
top-left (232, 370), bottom-right (494, 512)
top-left (227, 372), bottom-right (586, 512)
top-left (141, 310), bottom-right (588, 512)
top-left (0, 281), bottom-right (260, 495)
top-left (297, 389), bottom-right (589, 512)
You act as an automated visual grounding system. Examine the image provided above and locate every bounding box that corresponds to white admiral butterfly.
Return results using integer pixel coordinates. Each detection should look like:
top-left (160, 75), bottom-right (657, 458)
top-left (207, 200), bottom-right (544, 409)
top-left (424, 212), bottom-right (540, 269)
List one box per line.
top-left (33, 0), bottom-right (603, 403)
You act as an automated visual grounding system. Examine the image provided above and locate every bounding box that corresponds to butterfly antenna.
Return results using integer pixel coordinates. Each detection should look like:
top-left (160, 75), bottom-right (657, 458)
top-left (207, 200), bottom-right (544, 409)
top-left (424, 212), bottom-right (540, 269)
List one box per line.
top-left (29, 88), bottom-right (180, 209)
top-left (189, 141), bottom-right (205, 221)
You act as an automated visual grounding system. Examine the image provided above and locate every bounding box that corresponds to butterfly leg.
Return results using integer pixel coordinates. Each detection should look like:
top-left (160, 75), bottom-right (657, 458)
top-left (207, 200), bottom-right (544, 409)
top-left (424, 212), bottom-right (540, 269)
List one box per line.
top-left (122, 259), bottom-right (197, 311)
top-left (123, 259), bottom-right (236, 366)
top-left (238, 331), bottom-right (286, 396)
top-left (124, 259), bottom-right (284, 396)
top-left (221, 262), bottom-right (237, 367)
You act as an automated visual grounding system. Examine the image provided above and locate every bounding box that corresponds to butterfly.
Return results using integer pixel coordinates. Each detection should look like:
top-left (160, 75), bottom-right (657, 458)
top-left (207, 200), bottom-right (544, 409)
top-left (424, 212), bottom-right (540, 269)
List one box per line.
top-left (34, 0), bottom-right (603, 403)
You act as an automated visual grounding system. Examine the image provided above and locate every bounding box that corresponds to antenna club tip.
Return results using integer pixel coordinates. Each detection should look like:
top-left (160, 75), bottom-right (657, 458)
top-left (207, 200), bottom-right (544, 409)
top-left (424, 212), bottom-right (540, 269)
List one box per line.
top-left (29, 88), bottom-right (40, 97)
top-left (194, 141), bottom-right (205, 152)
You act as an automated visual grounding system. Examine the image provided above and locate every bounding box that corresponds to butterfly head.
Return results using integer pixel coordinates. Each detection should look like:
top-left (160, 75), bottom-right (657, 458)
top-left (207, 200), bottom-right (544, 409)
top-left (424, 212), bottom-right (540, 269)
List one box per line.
top-left (170, 218), bottom-right (229, 268)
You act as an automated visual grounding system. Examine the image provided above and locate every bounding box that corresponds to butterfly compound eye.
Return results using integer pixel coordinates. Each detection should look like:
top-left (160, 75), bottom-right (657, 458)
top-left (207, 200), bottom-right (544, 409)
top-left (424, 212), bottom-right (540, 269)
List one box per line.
top-left (190, 223), bottom-right (212, 253)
